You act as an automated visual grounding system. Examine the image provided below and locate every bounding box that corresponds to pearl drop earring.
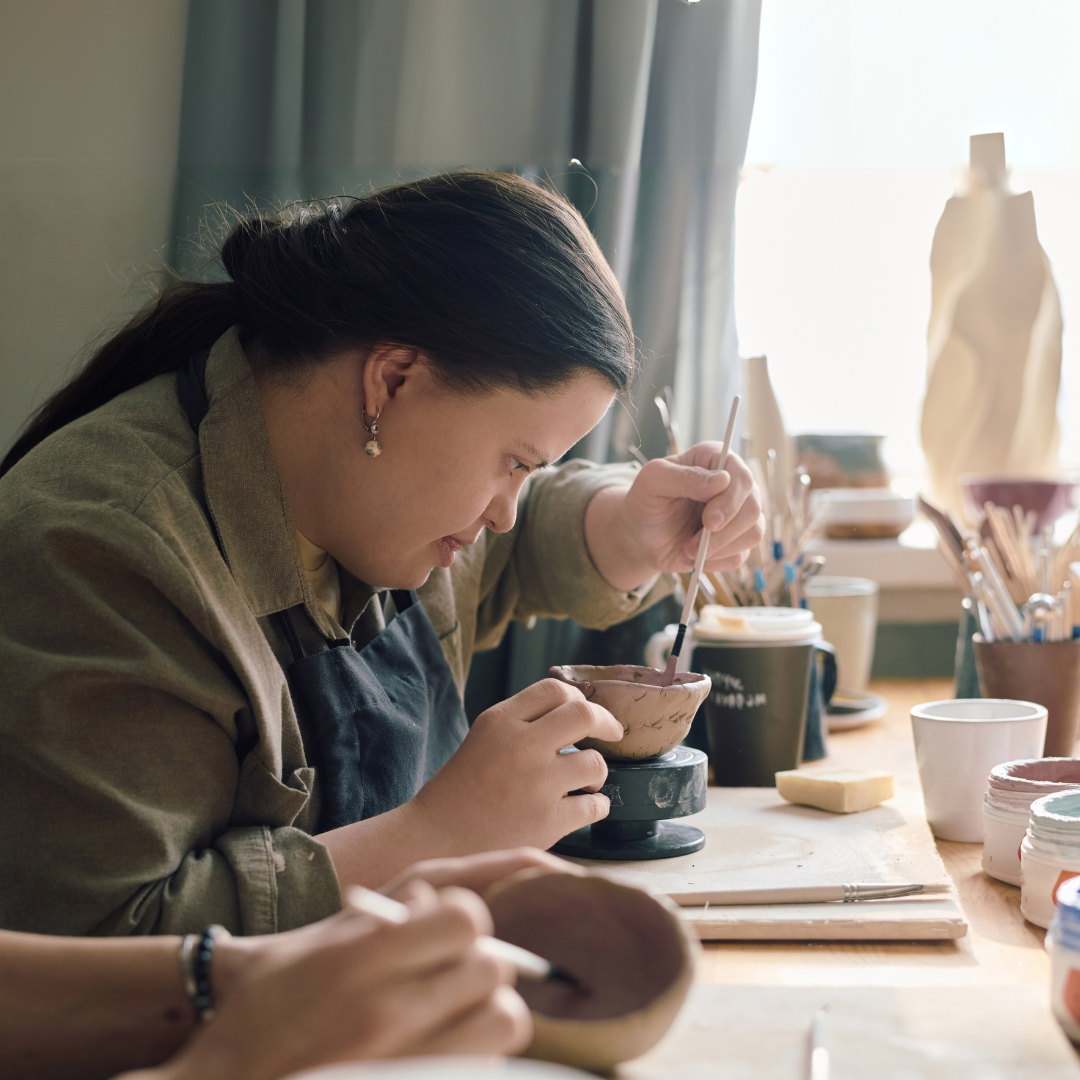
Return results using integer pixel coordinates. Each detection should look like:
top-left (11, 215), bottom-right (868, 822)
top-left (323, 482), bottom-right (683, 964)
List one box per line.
top-left (362, 407), bottom-right (382, 457)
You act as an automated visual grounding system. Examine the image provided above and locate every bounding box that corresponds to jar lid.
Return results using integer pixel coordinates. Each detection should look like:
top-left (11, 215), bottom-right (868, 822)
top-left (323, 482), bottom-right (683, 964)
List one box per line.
top-left (1032, 790), bottom-right (1080, 822)
top-left (985, 758), bottom-right (1080, 813)
top-left (1029, 790), bottom-right (1080, 851)
top-left (695, 606), bottom-right (822, 643)
top-left (992, 758), bottom-right (1080, 789)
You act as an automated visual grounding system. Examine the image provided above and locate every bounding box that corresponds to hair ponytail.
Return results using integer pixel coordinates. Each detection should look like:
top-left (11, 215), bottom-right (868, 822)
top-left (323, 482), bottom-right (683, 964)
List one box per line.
top-left (1, 282), bottom-right (239, 475)
top-left (2, 171), bottom-right (634, 477)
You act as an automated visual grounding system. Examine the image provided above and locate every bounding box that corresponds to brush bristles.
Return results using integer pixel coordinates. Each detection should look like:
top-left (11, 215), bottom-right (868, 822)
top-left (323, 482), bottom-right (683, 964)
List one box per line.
top-left (918, 881), bottom-right (953, 895)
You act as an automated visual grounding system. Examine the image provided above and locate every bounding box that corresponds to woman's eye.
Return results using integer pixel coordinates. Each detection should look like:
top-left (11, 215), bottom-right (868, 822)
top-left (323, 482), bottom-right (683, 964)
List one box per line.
top-left (510, 458), bottom-right (532, 474)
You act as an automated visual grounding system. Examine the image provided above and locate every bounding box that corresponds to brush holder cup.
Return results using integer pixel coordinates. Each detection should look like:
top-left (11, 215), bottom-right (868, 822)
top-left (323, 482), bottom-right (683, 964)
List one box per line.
top-left (548, 665), bottom-right (711, 861)
top-left (973, 636), bottom-right (1080, 757)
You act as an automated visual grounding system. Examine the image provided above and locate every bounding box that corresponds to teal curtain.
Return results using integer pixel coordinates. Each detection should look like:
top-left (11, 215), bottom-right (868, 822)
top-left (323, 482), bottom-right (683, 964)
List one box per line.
top-left (171, 0), bottom-right (762, 708)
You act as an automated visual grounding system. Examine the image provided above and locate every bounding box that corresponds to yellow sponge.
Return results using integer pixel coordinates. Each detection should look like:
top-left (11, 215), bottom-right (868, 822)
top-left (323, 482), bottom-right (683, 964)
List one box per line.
top-left (775, 768), bottom-right (894, 814)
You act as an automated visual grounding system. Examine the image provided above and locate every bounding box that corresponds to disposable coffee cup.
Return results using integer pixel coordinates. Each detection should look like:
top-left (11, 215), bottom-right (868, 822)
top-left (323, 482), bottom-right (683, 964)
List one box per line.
top-left (910, 699), bottom-right (1048, 842)
top-left (650, 607), bottom-right (834, 786)
top-left (805, 576), bottom-right (878, 693)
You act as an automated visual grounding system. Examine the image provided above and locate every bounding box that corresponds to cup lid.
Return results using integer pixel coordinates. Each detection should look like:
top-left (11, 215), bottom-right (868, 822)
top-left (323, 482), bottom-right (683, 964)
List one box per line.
top-left (695, 605), bottom-right (822, 642)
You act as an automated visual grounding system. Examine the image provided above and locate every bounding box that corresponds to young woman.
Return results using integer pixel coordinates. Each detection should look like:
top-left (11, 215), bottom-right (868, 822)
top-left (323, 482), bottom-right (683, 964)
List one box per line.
top-left (5, 849), bottom-right (564, 1080)
top-left (0, 171), bottom-right (763, 938)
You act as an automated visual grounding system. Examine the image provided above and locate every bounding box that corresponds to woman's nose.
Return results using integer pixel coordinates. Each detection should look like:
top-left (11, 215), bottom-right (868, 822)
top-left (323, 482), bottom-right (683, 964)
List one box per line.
top-left (483, 488), bottom-right (518, 534)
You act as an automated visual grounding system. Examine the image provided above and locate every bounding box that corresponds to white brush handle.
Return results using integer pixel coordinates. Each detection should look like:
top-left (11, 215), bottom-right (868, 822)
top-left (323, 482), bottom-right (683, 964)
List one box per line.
top-left (677, 395), bottom-right (741, 627)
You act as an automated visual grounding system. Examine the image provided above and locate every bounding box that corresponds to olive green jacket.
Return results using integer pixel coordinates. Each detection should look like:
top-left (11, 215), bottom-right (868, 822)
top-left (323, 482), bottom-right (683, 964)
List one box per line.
top-left (0, 329), bottom-right (669, 937)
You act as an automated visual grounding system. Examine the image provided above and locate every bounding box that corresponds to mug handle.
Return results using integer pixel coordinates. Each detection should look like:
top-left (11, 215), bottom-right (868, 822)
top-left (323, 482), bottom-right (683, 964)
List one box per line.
top-left (816, 641), bottom-right (838, 705)
top-left (645, 627), bottom-right (677, 671)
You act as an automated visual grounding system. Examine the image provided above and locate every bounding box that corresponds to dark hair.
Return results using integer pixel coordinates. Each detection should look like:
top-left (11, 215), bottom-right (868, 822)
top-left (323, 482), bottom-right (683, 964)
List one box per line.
top-left (2, 171), bottom-right (633, 476)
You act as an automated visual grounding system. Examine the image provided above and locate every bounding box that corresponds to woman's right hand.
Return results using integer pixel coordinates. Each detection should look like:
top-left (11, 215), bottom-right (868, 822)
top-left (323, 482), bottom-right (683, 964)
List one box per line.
top-left (411, 678), bottom-right (623, 853)
top-left (149, 880), bottom-right (530, 1080)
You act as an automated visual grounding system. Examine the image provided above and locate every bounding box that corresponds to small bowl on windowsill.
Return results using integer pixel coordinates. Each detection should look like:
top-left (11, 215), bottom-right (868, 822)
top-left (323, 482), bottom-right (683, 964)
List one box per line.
top-left (815, 488), bottom-right (914, 540)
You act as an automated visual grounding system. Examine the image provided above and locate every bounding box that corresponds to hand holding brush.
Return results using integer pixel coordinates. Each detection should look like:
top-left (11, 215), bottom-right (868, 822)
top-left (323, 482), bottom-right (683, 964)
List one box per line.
top-left (662, 395), bottom-right (741, 685)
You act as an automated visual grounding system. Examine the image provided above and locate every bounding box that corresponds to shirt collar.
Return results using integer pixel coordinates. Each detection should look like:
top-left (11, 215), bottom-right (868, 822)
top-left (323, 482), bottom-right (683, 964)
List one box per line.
top-left (197, 327), bottom-right (342, 639)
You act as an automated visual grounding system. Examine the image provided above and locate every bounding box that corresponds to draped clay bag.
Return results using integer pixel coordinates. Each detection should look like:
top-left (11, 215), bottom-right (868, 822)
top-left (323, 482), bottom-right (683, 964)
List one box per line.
top-left (485, 869), bottom-right (699, 1072)
top-left (548, 664), bottom-right (712, 760)
top-left (920, 133), bottom-right (1064, 526)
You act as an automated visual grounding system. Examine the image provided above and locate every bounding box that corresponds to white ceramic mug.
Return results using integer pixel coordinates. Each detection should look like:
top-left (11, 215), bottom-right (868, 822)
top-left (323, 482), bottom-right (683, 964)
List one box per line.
top-left (910, 699), bottom-right (1048, 842)
top-left (805, 576), bottom-right (879, 692)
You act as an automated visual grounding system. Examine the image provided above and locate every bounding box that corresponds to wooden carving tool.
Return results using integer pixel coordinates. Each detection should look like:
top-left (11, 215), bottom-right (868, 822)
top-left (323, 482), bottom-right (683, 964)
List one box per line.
top-left (345, 885), bottom-right (578, 986)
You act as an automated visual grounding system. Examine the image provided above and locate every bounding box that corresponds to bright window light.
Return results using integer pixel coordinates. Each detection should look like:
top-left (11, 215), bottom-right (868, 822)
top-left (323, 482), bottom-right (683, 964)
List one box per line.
top-left (735, 0), bottom-right (1080, 478)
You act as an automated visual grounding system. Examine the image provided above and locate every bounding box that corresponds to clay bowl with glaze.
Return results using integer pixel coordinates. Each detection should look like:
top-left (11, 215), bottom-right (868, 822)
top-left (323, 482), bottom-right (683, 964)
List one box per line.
top-left (548, 664), bottom-right (711, 760)
top-left (485, 869), bottom-right (699, 1073)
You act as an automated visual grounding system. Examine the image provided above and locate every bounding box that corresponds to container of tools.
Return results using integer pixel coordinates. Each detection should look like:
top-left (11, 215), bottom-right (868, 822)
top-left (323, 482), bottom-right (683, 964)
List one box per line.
top-left (973, 637), bottom-right (1080, 756)
top-left (920, 495), bottom-right (1080, 754)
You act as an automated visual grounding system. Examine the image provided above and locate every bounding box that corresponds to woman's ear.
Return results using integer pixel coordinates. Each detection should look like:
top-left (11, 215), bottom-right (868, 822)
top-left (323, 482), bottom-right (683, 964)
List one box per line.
top-left (361, 343), bottom-right (421, 415)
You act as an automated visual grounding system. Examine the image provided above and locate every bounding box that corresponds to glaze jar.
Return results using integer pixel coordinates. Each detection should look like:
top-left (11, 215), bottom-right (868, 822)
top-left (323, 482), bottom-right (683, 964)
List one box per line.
top-left (1049, 874), bottom-right (1080, 1043)
top-left (1021, 790), bottom-right (1080, 929)
top-left (983, 759), bottom-right (1080, 886)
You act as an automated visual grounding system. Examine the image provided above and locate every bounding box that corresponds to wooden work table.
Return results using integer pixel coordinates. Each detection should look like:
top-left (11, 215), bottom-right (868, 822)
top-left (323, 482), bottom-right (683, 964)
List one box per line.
top-left (695, 678), bottom-right (1050, 990)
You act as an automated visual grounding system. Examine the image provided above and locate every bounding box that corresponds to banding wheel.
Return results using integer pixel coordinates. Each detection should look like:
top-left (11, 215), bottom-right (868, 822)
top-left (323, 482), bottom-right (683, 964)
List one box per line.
top-left (552, 745), bottom-right (708, 861)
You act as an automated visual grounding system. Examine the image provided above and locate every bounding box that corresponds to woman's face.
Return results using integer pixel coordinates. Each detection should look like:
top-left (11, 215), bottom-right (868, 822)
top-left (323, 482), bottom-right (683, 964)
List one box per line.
top-left (256, 345), bottom-right (617, 589)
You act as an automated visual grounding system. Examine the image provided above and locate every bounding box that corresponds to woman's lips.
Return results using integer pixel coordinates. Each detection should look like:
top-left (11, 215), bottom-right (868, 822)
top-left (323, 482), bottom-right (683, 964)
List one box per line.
top-left (436, 535), bottom-right (463, 566)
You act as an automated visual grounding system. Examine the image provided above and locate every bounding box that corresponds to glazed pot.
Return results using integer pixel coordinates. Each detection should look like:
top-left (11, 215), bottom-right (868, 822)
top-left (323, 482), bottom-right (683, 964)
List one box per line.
top-left (548, 664), bottom-right (711, 760)
top-left (485, 869), bottom-right (699, 1072)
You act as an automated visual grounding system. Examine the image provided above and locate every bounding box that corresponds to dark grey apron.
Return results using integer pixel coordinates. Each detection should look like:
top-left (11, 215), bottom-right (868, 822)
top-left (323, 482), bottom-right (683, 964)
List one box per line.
top-left (177, 350), bottom-right (470, 833)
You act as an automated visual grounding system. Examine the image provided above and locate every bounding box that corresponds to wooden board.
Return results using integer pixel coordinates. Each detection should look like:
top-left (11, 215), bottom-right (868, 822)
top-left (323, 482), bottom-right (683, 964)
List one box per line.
top-left (620, 983), bottom-right (1080, 1078)
top-left (575, 787), bottom-right (967, 941)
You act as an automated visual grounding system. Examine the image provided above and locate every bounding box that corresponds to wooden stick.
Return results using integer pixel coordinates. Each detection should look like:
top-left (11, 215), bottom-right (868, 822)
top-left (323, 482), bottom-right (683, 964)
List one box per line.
top-left (706, 571), bottom-right (737, 607)
top-left (345, 886), bottom-right (571, 983)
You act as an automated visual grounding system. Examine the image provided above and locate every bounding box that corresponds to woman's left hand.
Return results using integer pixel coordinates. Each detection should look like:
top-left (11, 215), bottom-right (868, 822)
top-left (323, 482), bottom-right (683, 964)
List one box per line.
top-left (584, 443), bottom-right (765, 592)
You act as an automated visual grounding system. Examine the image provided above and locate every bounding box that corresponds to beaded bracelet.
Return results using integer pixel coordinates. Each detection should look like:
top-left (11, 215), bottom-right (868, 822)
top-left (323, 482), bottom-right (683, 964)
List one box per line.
top-left (180, 924), bottom-right (231, 1023)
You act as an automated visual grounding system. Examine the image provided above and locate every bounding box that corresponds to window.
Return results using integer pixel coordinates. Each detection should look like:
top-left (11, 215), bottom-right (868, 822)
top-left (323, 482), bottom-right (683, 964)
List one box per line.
top-left (735, 0), bottom-right (1080, 480)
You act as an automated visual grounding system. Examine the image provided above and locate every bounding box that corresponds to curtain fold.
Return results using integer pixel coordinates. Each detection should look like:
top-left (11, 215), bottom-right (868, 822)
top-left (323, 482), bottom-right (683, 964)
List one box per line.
top-left (173, 0), bottom-right (760, 449)
top-left (172, 0), bottom-right (761, 701)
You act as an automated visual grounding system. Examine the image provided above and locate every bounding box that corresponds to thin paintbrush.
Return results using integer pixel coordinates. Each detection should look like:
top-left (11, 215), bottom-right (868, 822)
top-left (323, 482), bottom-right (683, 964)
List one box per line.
top-left (668, 881), bottom-right (953, 907)
top-left (661, 395), bottom-right (741, 685)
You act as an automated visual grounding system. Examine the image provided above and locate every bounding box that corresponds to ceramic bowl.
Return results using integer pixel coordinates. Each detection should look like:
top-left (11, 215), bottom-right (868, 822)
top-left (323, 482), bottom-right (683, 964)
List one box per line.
top-left (484, 869), bottom-right (699, 1073)
top-left (548, 664), bottom-right (711, 760)
top-left (960, 475), bottom-right (1079, 531)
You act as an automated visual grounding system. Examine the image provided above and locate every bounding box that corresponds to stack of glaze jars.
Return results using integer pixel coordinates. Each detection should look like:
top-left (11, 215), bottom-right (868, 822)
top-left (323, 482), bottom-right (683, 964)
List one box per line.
top-left (983, 759), bottom-right (1080, 892)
